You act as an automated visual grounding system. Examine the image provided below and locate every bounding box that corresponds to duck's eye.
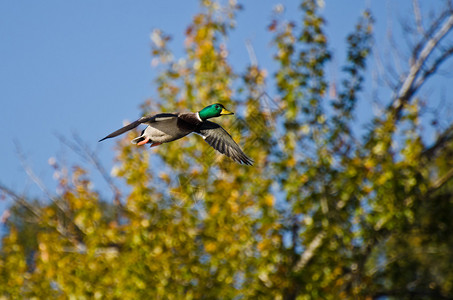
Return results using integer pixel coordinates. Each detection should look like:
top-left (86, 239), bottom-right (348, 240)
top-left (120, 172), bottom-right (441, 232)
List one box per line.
top-left (216, 105), bottom-right (220, 109)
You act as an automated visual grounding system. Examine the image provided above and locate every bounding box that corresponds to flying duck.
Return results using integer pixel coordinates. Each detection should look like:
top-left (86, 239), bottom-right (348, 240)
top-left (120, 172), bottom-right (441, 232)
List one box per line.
top-left (99, 103), bottom-right (253, 165)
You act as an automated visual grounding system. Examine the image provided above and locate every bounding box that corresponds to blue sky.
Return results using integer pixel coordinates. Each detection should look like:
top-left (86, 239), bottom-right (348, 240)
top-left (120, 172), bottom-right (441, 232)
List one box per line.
top-left (0, 1), bottom-right (445, 214)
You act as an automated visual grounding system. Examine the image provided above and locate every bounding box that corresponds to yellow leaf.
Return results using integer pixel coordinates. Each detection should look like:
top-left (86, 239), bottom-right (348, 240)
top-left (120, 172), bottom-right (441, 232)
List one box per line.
top-left (205, 241), bottom-right (217, 253)
top-left (264, 194), bottom-right (275, 207)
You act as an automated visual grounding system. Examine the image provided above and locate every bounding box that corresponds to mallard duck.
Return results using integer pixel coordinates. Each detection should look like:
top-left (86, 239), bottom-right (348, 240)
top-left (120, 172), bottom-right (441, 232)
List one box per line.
top-left (99, 103), bottom-right (253, 165)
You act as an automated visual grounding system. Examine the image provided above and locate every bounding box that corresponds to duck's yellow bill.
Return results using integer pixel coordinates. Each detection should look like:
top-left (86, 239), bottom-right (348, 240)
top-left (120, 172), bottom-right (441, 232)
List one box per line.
top-left (220, 108), bottom-right (234, 115)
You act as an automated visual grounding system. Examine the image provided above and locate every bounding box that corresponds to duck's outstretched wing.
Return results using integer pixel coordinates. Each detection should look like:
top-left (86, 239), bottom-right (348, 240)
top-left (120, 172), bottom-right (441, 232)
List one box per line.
top-left (98, 113), bottom-right (178, 142)
top-left (196, 121), bottom-right (253, 166)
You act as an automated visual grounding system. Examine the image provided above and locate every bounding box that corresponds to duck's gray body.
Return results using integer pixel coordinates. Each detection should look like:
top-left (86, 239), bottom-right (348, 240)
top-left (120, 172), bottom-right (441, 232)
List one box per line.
top-left (131, 112), bottom-right (201, 145)
top-left (99, 111), bottom-right (253, 165)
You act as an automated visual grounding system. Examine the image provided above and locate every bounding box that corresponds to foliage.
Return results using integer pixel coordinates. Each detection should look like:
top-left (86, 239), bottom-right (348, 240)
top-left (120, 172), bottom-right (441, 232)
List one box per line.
top-left (2, 0), bottom-right (453, 299)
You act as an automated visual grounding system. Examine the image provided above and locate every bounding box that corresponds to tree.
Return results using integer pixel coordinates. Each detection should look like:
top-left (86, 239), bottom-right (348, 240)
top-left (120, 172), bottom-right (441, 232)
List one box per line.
top-left (2, 0), bottom-right (453, 299)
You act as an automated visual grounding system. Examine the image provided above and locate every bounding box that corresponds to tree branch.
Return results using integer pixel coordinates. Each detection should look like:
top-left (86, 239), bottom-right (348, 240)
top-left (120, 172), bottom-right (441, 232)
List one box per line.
top-left (429, 167), bottom-right (453, 193)
top-left (14, 142), bottom-right (87, 239)
top-left (413, 45), bottom-right (453, 91)
top-left (293, 231), bottom-right (326, 272)
top-left (422, 124), bottom-right (453, 159)
top-left (0, 182), bottom-right (41, 222)
top-left (412, 0), bottom-right (424, 35)
top-left (391, 12), bottom-right (453, 118)
top-left (0, 182), bottom-right (81, 241)
top-left (56, 133), bottom-right (122, 207)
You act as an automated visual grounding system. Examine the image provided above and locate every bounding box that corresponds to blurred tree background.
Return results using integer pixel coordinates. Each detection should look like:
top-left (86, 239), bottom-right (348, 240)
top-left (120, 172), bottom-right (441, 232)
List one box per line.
top-left (2, 0), bottom-right (453, 299)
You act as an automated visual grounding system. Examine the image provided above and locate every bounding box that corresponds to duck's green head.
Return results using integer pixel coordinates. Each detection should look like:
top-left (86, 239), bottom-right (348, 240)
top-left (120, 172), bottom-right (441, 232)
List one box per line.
top-left (198, 103), bottom-right (233, 120)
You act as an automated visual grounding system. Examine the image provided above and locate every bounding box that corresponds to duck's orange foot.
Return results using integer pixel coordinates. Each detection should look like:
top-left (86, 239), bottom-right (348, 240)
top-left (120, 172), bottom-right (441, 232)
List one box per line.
top-left (150, 142), bottom-right (162, 148)
top-left (136, 137), bottom-right (150, 146)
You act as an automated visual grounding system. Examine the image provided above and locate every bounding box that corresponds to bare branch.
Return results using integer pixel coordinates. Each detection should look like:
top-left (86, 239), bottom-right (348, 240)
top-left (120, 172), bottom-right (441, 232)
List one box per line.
top-left (14, 142), bottom-right (87, 238)
top-left (421, 124), bottom-right (453, 192)
top-left (422, 123), bottom-right (453, 159)
top-left (386, 6), bottom-right (405, 78)
top-left (412, 0), bottom-right (424, 35)
top-left (373, 48), bottom-right (398, 92)
top-left (412, 8), bottom-right (451, 65)
top-left (0, 182), bottom-right (80, 241)
top-left (14, 142), bottom-right (54, 205)
top-left (0, 182), bottom-right (41, 222)
top-left (429, 167), bottom-right (453, 192)
top-left (391, 12), bottom-right (453, 118)
top-left (413, 45), bottom-right (453, 91)
top-left (293, 231), bottom-right (326, 272)
top-left (245, 39), bottom-right (257, 66)
top-left (56, 133), bottom-right (122, 207)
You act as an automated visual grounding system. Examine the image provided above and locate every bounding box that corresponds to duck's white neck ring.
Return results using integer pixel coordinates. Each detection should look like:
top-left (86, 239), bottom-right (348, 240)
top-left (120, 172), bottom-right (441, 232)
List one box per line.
top-left (196, 112), bottom-right (203, 122)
